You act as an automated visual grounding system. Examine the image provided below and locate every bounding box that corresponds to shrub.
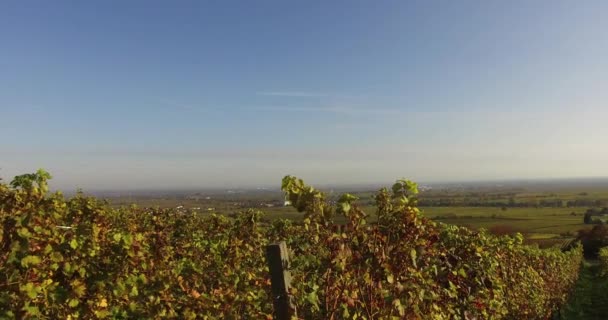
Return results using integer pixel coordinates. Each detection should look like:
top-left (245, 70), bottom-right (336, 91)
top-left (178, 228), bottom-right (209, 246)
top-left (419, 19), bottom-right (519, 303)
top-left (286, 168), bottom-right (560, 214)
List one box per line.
top-left (577, 225), bottom-right (608, 258)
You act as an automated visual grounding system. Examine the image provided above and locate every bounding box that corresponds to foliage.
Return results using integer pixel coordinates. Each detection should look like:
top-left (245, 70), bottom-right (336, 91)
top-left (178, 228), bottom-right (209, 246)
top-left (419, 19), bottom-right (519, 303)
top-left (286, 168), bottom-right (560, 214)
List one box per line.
top-left (599, 247), bottom-right (608, 277)
top-left (0, 171), bottom-right (583, 319)
top-left (583, 208), bottom-right (608, 225)
top-left (0, 170), bottom-right (273, 319)
top-left (576, 225), bottom-right (608, 259)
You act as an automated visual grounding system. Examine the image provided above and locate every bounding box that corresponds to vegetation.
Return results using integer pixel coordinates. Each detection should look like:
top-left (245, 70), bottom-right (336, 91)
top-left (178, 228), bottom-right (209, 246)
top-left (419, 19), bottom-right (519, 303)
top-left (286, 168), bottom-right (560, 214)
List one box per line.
top-left (599, 247), bottom-right (608, 277)
top-left (559, 261), bottom-right (608, 319)
top-left (103, 183), bottom-right (606, 244)
top-left (415, 186), bottom-right (608, 209)
top-left (576, 225), bottom-right (608, 259)
top-left (0, 171), bottom-right (583, 319)
top-left (583, 208), bottom-right (608, 224)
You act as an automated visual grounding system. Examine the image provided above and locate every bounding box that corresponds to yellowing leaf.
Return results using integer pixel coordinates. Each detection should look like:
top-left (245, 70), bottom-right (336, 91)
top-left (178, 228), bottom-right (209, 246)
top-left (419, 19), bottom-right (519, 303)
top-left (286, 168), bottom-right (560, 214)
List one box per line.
top-left (98, 298), bottom-right (108, 308)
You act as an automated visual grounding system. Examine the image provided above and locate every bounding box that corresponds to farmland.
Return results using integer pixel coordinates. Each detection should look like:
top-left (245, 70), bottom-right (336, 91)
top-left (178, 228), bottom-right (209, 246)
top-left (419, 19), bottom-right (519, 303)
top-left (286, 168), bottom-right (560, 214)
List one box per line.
top-left (103, 179), bottom-right (608, 247)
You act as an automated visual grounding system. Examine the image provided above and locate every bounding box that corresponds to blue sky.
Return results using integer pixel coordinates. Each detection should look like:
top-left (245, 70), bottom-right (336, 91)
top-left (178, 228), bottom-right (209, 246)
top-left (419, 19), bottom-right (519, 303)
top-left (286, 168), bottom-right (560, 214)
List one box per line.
top-left (2, 1), bottom-right (608, 190)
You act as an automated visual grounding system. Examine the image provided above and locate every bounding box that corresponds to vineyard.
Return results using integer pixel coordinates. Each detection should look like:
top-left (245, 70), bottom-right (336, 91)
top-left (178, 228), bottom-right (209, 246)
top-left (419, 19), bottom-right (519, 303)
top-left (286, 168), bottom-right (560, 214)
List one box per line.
top-left (0, 170), bottom-right (583, 319)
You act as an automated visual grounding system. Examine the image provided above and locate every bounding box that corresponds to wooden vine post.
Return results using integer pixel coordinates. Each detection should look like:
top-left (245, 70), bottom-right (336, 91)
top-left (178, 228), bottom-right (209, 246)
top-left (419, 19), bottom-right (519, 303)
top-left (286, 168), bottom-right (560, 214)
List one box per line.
top-left (266, 241), bottom-right (297, 320)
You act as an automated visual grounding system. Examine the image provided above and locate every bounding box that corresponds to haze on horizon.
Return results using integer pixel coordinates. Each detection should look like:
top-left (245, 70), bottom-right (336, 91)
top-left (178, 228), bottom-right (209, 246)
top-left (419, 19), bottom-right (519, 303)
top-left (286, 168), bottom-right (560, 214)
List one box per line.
top-left (2, 1), bottom-right (608, 191)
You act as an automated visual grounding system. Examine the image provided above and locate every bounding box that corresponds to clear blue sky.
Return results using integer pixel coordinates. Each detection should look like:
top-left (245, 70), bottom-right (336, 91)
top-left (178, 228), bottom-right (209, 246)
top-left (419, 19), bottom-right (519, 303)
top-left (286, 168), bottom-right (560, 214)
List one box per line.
top-left (2, 1), bottom-right (608, 190)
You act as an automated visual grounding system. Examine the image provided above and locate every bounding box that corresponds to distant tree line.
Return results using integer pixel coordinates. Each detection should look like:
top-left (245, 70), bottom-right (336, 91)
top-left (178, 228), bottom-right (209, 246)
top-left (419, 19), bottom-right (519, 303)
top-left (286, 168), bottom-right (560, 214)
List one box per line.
top-left (418, 197), bottom-right (608, 208)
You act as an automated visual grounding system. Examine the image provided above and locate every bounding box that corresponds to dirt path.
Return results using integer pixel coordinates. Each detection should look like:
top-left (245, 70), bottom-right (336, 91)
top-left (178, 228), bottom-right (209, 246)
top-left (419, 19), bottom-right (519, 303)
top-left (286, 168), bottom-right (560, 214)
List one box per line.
top-left (560, 261), bottom-right (608, 319)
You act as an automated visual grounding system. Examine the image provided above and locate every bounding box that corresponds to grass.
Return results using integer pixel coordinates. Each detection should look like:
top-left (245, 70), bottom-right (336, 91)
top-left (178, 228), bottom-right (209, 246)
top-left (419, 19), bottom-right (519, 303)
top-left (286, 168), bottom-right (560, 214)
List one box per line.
top-left (420, 206), bottom-right (583, 218)
top-left (526, 233), bottom-right (559, 240)
top-left (419, 206), bottom-right (588, 238)
top-left (560, 260), bottom-right (608, 319)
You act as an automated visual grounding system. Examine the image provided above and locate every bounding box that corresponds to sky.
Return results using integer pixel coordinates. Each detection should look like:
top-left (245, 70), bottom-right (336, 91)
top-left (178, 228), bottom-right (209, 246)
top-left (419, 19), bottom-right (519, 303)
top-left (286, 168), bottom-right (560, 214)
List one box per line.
top-left (1, 1), bottom-right (608, 190)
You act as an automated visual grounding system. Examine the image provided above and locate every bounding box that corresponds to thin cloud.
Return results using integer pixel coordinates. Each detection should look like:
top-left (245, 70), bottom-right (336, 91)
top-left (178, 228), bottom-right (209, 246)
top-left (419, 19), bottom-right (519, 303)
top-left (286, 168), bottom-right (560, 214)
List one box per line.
top-left (256, 91), bottom-right (365, 100)
top-left (255, 105), bottom-right (407, 116)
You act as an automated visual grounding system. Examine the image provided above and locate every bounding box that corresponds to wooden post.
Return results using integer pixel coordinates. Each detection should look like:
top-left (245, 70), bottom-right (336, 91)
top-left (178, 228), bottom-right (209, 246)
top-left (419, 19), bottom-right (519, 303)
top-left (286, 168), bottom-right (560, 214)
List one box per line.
top-left (266, 241), bottom-right (297, 320)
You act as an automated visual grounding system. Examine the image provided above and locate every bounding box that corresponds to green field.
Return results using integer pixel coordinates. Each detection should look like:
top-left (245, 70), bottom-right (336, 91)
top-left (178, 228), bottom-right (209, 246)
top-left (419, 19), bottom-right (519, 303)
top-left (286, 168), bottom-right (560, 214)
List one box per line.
top-left (421, 206), bottom-right (588, 236)
top-left (107, 194), bottom-right (593, 244)
top-left (233, 205), bottom-right (592, 245)
top-left (106, 183), bottom-right (606, 248)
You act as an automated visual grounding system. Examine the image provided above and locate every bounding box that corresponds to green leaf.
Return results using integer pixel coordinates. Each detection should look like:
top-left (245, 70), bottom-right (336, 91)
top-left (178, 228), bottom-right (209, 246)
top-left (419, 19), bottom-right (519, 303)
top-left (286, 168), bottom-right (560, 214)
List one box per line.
top-left (21, 255), bottom-right (42, 267)
top-left (23, 304), bottom-right (40, 316)
top-left (22, 282), bottom-right (39, 299)
top-left (50, 252), bottom-right (64, 262)
top-left (458, 268), bottom-right (467, 278)
top-left (68, 298), bottom-right (79, 308)
top-left (130, 286), bottom-right (139, 297)
top-left (340, 202), bottom-right (351, 214)
top-left (70, 238), bottom-right (78, 249)
top-left (306, 291), bottom-right (319, 309)
top-left (17, 227), bottom-right (32, 239)
top-left (410, 248), bottom-right (417, 267)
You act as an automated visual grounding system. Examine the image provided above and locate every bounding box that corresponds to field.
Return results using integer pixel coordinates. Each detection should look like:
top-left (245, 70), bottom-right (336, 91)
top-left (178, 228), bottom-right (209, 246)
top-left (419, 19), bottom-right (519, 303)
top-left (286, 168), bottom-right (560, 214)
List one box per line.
top-left (422, 206), bottom-right (586, 236)
top-left (249, 205), bottom-right (587, 249)
top-left (102, 181), bottom-right (608, 251)
top-left (105, 196), bottom-right (593, 248)
top-left (98, 180), bottom-right (608, 258)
